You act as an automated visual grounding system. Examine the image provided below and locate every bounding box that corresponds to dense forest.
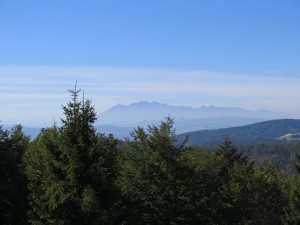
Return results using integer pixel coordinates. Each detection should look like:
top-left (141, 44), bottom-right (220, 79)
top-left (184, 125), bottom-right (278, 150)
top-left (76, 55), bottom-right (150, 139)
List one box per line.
top-left (1, 87), bottom-right (300, 225)
top-left (176, 119), bottom-right (300, 147)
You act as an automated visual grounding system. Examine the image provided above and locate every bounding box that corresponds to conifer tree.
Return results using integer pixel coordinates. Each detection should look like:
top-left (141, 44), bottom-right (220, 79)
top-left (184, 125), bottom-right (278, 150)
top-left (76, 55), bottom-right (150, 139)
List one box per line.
top-left (25, 85), bottom-right (119, 225)
top-left (216, 137), bottom-right (248, 166)
top-left (117, 117), bottom-right (193, 225)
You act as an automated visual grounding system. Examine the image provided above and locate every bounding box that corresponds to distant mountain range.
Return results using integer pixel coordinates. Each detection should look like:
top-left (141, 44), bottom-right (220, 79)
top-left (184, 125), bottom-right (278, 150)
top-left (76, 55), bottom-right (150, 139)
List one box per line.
top-left (96, 101), bottom-right (291, 137)
top-left (3, 101), bottom-right (295, 140)
top-left (98, 101), bottom-right (289, 126)
top-left (176, 119), bottom-right (300, 147)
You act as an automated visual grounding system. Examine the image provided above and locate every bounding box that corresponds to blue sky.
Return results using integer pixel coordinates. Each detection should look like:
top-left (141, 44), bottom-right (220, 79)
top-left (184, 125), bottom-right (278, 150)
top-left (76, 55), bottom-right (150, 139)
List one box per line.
top-left (0, 0), bottom-right (299, 126)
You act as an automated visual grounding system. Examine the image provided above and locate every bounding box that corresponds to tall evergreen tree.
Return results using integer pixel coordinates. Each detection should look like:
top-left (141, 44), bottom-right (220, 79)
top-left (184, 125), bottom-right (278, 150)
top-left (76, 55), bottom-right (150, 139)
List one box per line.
top-left (24, 85), bottom-right (119, 225)
top-left (117, 117), bottom-right (194, 225)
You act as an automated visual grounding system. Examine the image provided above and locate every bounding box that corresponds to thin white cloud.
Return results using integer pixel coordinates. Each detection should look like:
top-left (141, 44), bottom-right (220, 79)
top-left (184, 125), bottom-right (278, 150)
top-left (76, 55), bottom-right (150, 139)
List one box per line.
top-left (0, 65), bottom-right (299, 126)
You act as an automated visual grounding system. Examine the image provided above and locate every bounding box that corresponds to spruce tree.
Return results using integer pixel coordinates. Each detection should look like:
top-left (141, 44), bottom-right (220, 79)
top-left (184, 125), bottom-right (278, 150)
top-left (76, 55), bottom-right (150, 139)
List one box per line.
top-left (216, 137), bottom-right (248, 166)
top-left (117, 117), bottom-right (193, 225)
top-left (25, 85), bottom-right (119, 225)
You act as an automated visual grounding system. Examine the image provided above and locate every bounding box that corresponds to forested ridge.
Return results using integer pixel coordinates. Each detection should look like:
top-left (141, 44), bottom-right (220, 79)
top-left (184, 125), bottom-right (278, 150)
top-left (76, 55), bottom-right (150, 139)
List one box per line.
top-left (1, 87), bottom-right (300, 224)
top-left (176, 119), bottom-right (300, 147)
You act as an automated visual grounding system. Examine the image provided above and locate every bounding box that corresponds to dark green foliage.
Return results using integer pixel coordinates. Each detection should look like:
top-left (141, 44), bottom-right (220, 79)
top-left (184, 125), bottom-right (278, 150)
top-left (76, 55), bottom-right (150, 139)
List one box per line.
top-left (284, 179), bottom-right (300, 224)
top-left (247, 163), bottom-right (289, 225)
top-left (0, 125), bottom-right (30, 225)
top-left (24, 86), bottom-right (119, 225)
top-left (191, 141), bottom-right (299, 175)
top-left (295, 153), bottom-right (300, 174)
top-left (117, 120), bottom-right (290, 225)
top-left (23, 126), bottom-right (60, 224)
top-left (245, 142), bottom-right (299, 174)
top-left (216, 137), bottom-right (248, 165)
top-left (186, 146), bottom-right (289, 225)
top-left (283, 149), bottom-right (300, 224)
top-left (117, 117), bottom-right (194, 225)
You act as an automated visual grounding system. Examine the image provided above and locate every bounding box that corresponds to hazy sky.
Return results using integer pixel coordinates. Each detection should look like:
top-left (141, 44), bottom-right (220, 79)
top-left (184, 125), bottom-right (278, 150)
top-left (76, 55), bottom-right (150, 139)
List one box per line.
top-left (0, 0), bottom-right (299, 126)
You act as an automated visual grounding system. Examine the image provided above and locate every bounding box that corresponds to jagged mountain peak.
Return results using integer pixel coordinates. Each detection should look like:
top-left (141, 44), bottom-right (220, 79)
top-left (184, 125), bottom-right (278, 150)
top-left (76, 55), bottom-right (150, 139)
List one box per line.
top-left (98, 101), bottom-right (291, 127)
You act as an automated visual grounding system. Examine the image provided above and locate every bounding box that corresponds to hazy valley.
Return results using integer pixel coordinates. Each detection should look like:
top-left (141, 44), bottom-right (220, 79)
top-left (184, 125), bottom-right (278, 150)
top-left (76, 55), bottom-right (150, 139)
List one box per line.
top-left (8, 101), bottom-right (295, 140)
